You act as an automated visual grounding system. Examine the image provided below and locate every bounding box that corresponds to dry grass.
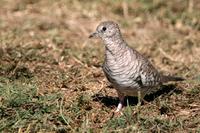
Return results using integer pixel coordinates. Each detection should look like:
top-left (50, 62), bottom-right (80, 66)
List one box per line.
top-left (0, 0), bottom-right (200, 132)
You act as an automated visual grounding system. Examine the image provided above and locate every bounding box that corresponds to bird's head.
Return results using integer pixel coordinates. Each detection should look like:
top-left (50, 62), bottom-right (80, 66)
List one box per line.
top-left (89, 21), bottom-right (121, 40)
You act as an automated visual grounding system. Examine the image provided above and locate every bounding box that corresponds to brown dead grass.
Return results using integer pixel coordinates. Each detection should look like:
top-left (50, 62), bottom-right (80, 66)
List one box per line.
top-left (0, 0), bottom-right (200, 132)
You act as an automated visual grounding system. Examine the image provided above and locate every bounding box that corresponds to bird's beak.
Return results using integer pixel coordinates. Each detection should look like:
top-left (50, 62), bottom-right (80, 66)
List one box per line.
top-left (89, 32), bottom-right (98, 38)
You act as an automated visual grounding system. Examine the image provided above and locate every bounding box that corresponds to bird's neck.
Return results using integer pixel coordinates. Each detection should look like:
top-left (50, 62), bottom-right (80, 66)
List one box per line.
top-left (103, 36), bottom-right (127, 56)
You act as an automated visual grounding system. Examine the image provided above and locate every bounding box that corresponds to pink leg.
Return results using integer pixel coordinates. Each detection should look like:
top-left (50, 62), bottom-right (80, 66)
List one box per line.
top-left (115, 91), bottom-right (125, 112)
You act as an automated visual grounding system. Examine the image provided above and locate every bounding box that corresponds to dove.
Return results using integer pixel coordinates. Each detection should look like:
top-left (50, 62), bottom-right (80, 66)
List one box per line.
top-left (89, 21), bottom-right (184, 112)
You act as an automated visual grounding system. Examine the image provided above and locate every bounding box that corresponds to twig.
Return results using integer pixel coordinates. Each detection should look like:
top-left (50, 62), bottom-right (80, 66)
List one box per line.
top-left (122, 1), bottom-right (129, 18)
top-left (158, 48), bottom-right (177, 62)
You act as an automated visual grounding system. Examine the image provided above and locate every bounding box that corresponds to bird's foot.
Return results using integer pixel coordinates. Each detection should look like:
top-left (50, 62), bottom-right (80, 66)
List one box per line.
top-left (111, 108), bottom-right (123, 117)
top-left (115, 102), bottom-right (123, 112)
top-left (111, 102), bottom-right (124, 116)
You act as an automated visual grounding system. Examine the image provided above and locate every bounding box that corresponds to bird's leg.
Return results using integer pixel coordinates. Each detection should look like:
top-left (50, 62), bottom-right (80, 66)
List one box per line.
top-left (115, 91), bottom-right (125, 112)
top-left (137, 91), bottom-right (142, 106)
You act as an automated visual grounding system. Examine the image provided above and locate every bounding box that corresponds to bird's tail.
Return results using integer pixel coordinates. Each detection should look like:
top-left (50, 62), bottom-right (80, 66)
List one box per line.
top-left (161, 75), bottom-right (185, 83)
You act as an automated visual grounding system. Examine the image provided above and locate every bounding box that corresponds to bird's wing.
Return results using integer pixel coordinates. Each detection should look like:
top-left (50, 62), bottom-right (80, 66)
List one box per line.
top-left (138, 58), bottom-right (162, 87)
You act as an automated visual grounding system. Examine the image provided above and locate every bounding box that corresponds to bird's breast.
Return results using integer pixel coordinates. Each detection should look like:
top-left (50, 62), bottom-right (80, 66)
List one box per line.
top-left (103, 50), bottom-right (141, 88)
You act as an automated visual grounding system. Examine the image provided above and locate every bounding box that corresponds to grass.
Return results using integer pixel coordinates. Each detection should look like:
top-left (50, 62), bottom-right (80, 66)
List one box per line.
top-left (0, 0), bottom-right (200, 132)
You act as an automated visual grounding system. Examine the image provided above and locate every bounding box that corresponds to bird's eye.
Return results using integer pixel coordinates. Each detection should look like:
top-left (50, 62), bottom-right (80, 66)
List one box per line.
top-left (102, 27), bottom-right (107, 31)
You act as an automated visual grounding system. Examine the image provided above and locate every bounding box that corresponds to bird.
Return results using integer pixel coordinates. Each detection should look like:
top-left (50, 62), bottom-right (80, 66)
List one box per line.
top-left (89, 21), bottom-right (184, 112)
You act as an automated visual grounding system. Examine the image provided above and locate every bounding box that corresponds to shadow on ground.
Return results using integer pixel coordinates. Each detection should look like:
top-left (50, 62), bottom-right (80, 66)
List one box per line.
top-left (92, 84), bottom-right (182, 107)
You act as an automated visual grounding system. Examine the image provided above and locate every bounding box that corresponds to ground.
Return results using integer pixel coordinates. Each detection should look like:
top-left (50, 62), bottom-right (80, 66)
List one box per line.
top-left (0, 0), bottom-right (200, 132)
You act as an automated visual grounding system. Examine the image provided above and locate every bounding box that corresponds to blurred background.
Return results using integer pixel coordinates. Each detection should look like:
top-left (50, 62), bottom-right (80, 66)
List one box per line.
top-left (0, 0), bottom-right (200, 132)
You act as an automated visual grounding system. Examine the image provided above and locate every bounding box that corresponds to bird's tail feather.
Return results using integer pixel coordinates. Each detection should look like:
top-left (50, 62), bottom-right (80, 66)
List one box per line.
top-left (161, 75), bottom-right (185, 82)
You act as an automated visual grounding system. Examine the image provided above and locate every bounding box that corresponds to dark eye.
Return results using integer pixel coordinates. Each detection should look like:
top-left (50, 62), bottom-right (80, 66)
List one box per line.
top-left (102, 27), bottom-right (107, 31)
